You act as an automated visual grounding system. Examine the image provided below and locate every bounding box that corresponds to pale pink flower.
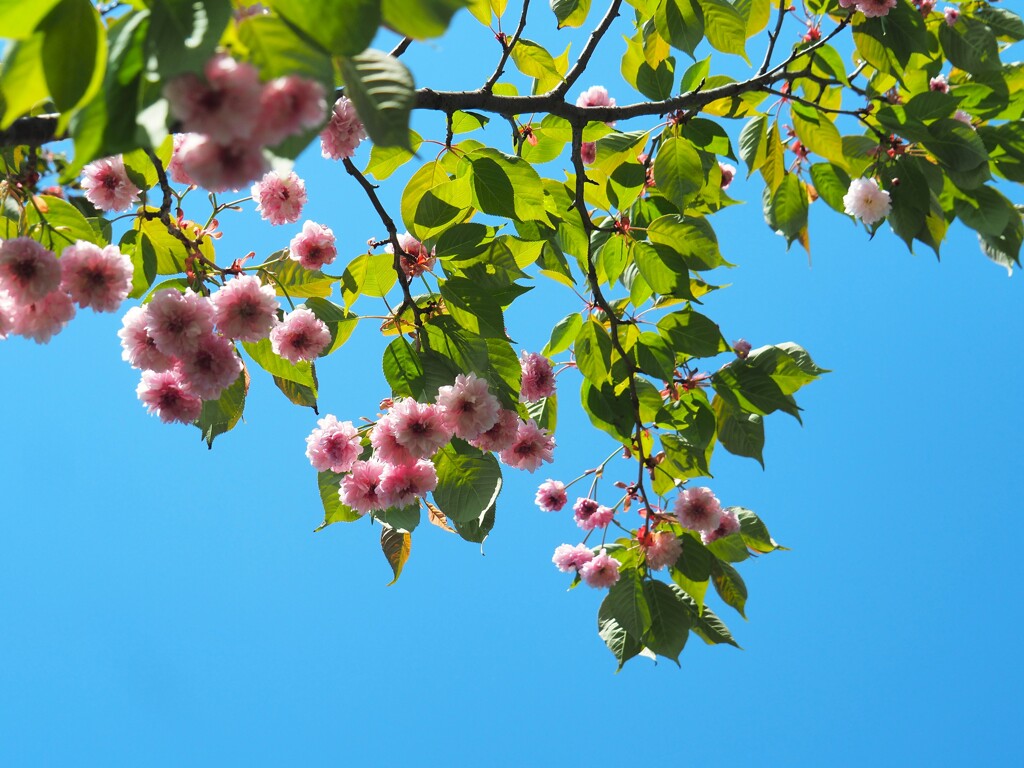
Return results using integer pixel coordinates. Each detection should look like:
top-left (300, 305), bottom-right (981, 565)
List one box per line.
top-left (370, 416), bottom-right (417, 466)
top-left (379, 459), bottom-right (438, 509)
top-left (288, 220), bottom-right (337, 270)
top-left (436, 372), bottom-right (500, 441)
top-left (388, 398), bottom-right (453, 459)
top-left (943, 6), bottom-right (959, 25)
top-left (320, 96), bottom-right (367, 160)
top-left (573, 497), bottom-right (614, 531)
top-left (179, 332), bottom-right (242, 400)
top-left (168, 134), bottom-right (197, 186)
top-left (339, 458), bottom-right (388, 514)
top-left (918, 0), bottom-right (936, 14)
top-left (59, 241), bottom-right (132, 312)
top-left (499, 418), bottom-right (555, 472)
top-left (164, 53), bottom-right (263, 142)
top-left (580, 549), bottom-right (621, 589)
top-left (209, 274), bottom-right (279, 342)
top-left (118, 305), bottom-right (174, 371)
top-left (145, 288), bottom-right (215, 358)
top-left (702, 507), bottom-right (742, 545)
top-left (255, 76), bottom-right (328, 145)
top-left (269, 307), bottom-right (331, 363)
top-left (174, 134), bottom-right (269, 193)
top-left (471, 408), bottom-right (521, 453)
top-left (843, 177), bottom-right (891, 225)
top-left (0, 238), bottom-right (61, 305)
top-left (520, 351), bottom-right (556, 402)
top-left (0, 291), bottom-right (15, 340)
top-left (856, 0), bottom-right (897, 17)
top-left (953, 109), bottom-right (975, 130)
top-left (136, 367), bottom-right (203, 424)
top-left (837, 0), bottom-right (856, 7)
top-left (252, 170), bottom-right (307, 225)
top-left (534, 479), bottom-right (567, 512)
top-left (674, 486), bottom-right (723, 534)
top-left (305, 414), bottom-right (362, 473)
top-left (719, 162), bottom-right (736, 190)
top-left (581, 141), bottom-right (597, 165)
top-left (929, 75), bottom-right (949, 93)
top-left (733, 339), bottom-right (752, 359)
top-left (552, 543), bottom-right (594, 573)
top-left (81, 155), bottom-right (140, 212)
top-left (10, 290), bottom-right (74, 343)
top-left (576, 85), bottom-right (615, 109)
top-left (645, 532), bottom-right (682, 571)
top-left (387, 232), bottom-right (436, 278)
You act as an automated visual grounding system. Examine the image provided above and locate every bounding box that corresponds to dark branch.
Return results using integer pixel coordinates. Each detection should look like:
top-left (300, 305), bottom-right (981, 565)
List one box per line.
top-left (555, 0), bottom-right (623, 98)
top-left (0, 115), bottom-right (62, 148)
top-left (483, 0), bottom-right (531, 93)
top-left (758, 0), bottom-right (790, 77)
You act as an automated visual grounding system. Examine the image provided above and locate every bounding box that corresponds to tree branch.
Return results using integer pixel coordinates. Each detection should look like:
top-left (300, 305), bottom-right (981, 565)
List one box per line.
top-left (483, 0), bottom-right (531, 93)
top-left (555, 0), bottom-right (623, 98)
top-left (0, 114), bottom-right (62, 148)
top-left (758, 0), bottom-right (790, 77)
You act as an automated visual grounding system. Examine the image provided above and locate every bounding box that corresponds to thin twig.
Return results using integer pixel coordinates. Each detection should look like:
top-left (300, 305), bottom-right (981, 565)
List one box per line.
top-left (389, 37), bottom-right (414, 58)
top-left (482, 0), bottom-right (531, 93)
top-left (758, 0), bottom-right (790, 77)
top-left (555, 0), bottom-right (623, 97)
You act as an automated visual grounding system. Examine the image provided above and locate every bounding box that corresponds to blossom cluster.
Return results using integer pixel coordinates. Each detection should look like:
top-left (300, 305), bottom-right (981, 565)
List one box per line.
top-left (122, 275), bottom-right (331, 423)
top-left (386, 232), bottom-right (437, 279)
top-left (0, 237), bottom-right (132, 344)
top-left (309, 354), bottom-right (559, 516)
top-left (164, 54), bottom-right (328, 192)
top-left (837, 0), bottom-right (897, 18)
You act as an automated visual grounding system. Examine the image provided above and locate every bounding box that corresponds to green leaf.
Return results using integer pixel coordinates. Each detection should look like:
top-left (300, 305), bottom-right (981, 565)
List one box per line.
top-left (550, 0), bottom-right (591, 27)
top-left (642, 579), bottom-right (692, 662)
top-left (954, 185), bottom-right (1016, 236)
top-left (263, 257), bottom-right (342, 298)
top-left (575, 318), bottom-right (614, 385)
top-left (654, 0), bottom-right (704, 58)
top-left (39, 0), bottom-right (104, 113)
top-left (597, 607), bottom-right (643, 671)
top-left (381, 0), bottom-right (469, 38)
top-left (451, 503), bottom-right (496, 544)
top-left (27, 195), bottom-right (102, 255)
top-left (464, 147), bottom-right (547, 223)
top-left (433, 439), bottom-right (503, 524)
top-left (938, 15), bottom-right (1002, 75)
top-left (0, 34), bottom-right (49, 129)
top-left (646, 214), bottom-right (730, 271)
top-left (374, 504), bottom-right (421, 533)
top-left (735, 507), bottom-right (782, 553)
top-left (710, 558), bottom-right (747, 617)
top-left (194, 365), bottom-right (248, 448)
top-left (303, 297), bottom-right (359, 355)
top-left (0, 0), bottom-right (62, 40)
top-left (713, 361), bottom-right (800, 419)
top-left (366, 130), bottom-right (423, 180)
top-left (632, 242), bottom-right (694, 300)
top-left (654, 137), bottom-right (704, 209)
top-left (713, 397), bottom-right (765, 466)
top-left (791, 103), bottom-right (844, 167)
top-left (922, 118), bottom-right (990, 172)
top-left (809, 162), bottom-right (852, 215)
top-left (315, 470), bottom-right (363, 530)
top-left (738, 114), bottom-right (768, 175)
top-left (380, 525), bottom-right (412, 585)
top-left (670, 533), bottom-right (713, 611)
top-left (657, 307), bottom-right (729, 359)
top-left (272, 0), bottom-right (380, 56)
top-left (242, 338), bottom-right (317, 391)
top-left (542, 312), bottom-right (583, 357)
top-left (763, 173), bottom-right (808, 250)
top-left (509, 38), bottom-right (563, 85)
top-left (525, 394), bottom-right (557, 433)
top-left (382, 336), bottom-right (426, 399)
top-left (340, 49), bottom-right (415, 150)
top-left (706, 533), bottom-right (749, 563)
top-left (978, 209), bottom-right (1023, 274)
top-left (145, 0), bottom-right (231, 79)
top-left (604, 568), bottom-right (651, 641)
top-left (272, 376), bottom-right (319, 410)
top-left (696, 0), bottom-right (747, 60)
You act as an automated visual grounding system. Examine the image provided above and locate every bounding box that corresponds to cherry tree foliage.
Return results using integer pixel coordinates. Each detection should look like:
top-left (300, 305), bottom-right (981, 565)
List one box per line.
top-left (1, 0), bottom-right (1022, 668)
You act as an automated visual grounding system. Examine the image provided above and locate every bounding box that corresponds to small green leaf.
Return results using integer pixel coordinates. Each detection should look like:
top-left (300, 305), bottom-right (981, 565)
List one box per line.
top-left (194, 365), bottom-right (249, 448)
top-left (315, 470), bottom-right (363, 531)
top-left (380, 525), bottom-right (412, 585)
top-left (542, 312), bottom-right (583, 357)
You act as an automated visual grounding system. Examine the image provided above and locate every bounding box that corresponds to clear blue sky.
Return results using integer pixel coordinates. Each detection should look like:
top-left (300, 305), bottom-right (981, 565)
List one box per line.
top-left (1, 7), bottom-right (1021, 766)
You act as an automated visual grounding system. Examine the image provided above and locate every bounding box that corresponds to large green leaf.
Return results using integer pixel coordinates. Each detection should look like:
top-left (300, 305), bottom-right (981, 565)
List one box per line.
top-left (464, 148), bottom-right (547, 223)
top-left (340, 49), bottom-right (415, 149)
top-left (382, 0), bottom-right (469, 38)
top-left (550, 0), bottom-right (592, 28)
top-left (314, 471), bottom-right (363, 531)
top-left (603, 568), bottom-right (651, 641)
top-left (39, 0), bottom-right (104, 113)
top-left (272, 0), bottom-right (380, 56)
top-left (194, 365), bottom-right (249, 448)
top-left (145, 0), bottom-right (232, 79)
top-left (654, 0), bottom-right (704, 58)
top-left (657, 307), bottom-right (729, 359)
top-left (696, 0), bottom-right (747, 60)
top-left (0, 34), bottom-right (49, 129)
top-left (0, 0), bottom-right (62, 40)
top-left (433, 439), bottom-right (503, 524)
top-left (642, 579), bottom-right (692, 663)
top-left (654, 136), bottom-right (704, 209)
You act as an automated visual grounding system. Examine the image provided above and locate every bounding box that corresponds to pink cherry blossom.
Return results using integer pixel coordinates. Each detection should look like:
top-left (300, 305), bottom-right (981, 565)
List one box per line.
top-left (573, 497), bottom-right (614, 531)
top-left (843, 177), bottom-right (891, 225)
top-left (576, 85), bottom-right (616, 109)
top-left (174, 134), bottom-right (269, 193)
top-left (164, 53), bottom-right (263, 142)
top-left (320, 96), bottom-right (367, 160)
top-left (917, 0), bottom-right (936, 13)
top-left (552, 543), bottom-right (594, 573)
top-left (145, 288), bottom-right (215, 358)
top-left (471, 408), bottom-right (522, 453)
top-left (388, 398), bottom-right (453, 459)
top-left (581, 141), bottom-right (597, 165)
top-left (498, 418), bottom-right (555, 472)
top-left (379, 459), bottom-right (438, 509)
top-left (436, 372), bottom-right (500, 441)
top-left (645, 532), bottom-right (682, 571)
top-left (255, 75), bottom-right (327, 145)
top-left (179, 332), bottom-right (242, 400)
top-left (370, 415), bottom-right (418, 466)
top-left (674, 486), bottom-right (724, 534)
top-left (943, 6), bottom-right (959, 25)
top-left (0, 291), bottom-right (15, 340)
top-left (387, 232), bottom-right (436, 278)
top-left (856, 0), bottom-right (897, 17)
top-left (719, 162), bottom-right (736, 190)
top-left (81, 155), bottom-right (140, 212)
top-left (534, 479), bottom-right (567, 512)
top-left (0, 238), bottom-right (62, 305)
top-left (168, 134), bottom-right (197, 186)
top-left (580, 549), bottom-right (621, 589)
top-left (520, 351), bottom-right (556, 402)
top-left (305, 414), bottom-right (362, 473)
top-left (289, 220), bottom-right (337, 270)
top-left (59, 241), bottom-right (133, 312)
top-left (702, 507), bottom-right (742, 544)
top-left (954, 109), bottom-right (975, 130)
top-left (252, 170), bottom-right (307, 225)
top-left (339, 459), bottom-right (388, 514)
top-left (733, 338), bottom-right (752, 359)
top-left (269, 307), bottom-right (331, 363)
top-left (209, 274), bottom-right (279, 342)
top-left (929, 75), bottom-right (949, 94)
top-left (136, 367), bottom-right (203, 424)
top-left (10, 290), bottom-right (75, 343)
top-left (118, 306), bottom-right (175, 371)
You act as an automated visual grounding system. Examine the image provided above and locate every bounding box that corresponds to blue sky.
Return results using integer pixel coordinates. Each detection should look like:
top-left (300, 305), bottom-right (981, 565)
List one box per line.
top-left (1, 6), bottom-right (1022, 765)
